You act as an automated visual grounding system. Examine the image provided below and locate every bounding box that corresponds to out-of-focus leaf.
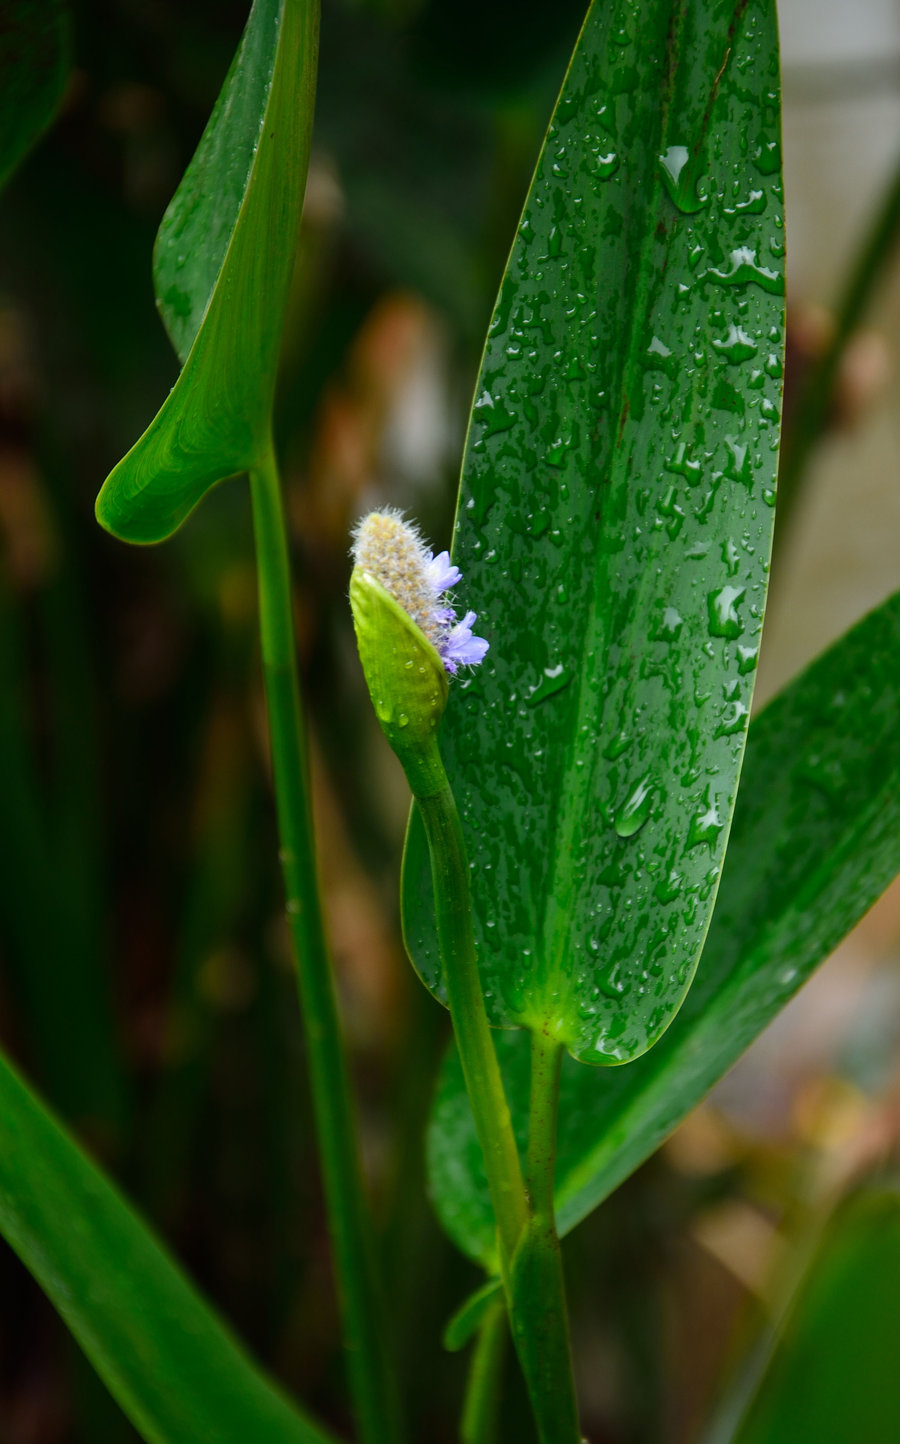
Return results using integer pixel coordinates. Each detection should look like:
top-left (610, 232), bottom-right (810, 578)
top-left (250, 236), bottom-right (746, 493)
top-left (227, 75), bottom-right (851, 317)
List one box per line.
top-left (428, 591), bottom-right (900, 1266)
top-left (443, 1278), bottom-right (503, 1352)
top-left (95, 0), bottom-right (319, 543)
top-left (0, 1), bottom-right (69, 191)
top-left (725, 1188), bottom-right (900, 1444)
top-left (403, 0), bottom-right (784, 1065)
top-left (0, 1048), bottom-right (336, 1444)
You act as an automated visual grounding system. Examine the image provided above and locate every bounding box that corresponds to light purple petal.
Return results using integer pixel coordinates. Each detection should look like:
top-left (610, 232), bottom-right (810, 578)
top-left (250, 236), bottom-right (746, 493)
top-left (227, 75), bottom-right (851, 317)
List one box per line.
top-left (426, 550), bottom-right (462, 594)
top-left (440, 610), bottom-right (489, 673)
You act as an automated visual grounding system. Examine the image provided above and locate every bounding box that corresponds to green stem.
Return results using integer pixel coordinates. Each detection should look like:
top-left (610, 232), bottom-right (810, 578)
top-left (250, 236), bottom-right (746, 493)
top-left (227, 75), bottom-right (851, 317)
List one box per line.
top-left (249, 443), bottom-right (401, 1444)
top-left (415, 769), bottom-right (528, 1267)
top-left (778, 145), bottom-right (900, 531)
top-left (414, 760), bottom-right (581, 1444)
top-left (461, 1300), bottom-right (507, 1444)
top-left (505, 1032), bottom-right (581, 1444)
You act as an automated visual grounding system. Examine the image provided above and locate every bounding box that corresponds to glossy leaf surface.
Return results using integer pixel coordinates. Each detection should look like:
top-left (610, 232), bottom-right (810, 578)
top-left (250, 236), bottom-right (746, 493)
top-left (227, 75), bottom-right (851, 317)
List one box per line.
top-left (0, 1049), bottom-right (335, 1444)
top-left (428, 591), bottom-right (900, 1266)
top-left (729, 1188), bottom-right (900, 1444)
top-left (403, 0), bottom-right (784, 1064)
top-left (95, 0), bottom-right (318, 543)
top-left (0, 1), bottom-right (69, 190)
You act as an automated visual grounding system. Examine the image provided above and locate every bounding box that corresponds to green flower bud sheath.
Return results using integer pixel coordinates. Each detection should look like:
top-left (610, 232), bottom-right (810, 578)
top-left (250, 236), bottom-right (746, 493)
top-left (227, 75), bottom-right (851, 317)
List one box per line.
top-left (350, 511), bottom-right (581, 1444)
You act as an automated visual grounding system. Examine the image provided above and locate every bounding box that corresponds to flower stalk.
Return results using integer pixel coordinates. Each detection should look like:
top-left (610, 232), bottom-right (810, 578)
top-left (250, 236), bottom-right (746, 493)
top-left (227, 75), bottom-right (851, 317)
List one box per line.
top-left (350, 509), bottom-right (581, 1444)
top-left (252, 460), bottom-right (402, 1444)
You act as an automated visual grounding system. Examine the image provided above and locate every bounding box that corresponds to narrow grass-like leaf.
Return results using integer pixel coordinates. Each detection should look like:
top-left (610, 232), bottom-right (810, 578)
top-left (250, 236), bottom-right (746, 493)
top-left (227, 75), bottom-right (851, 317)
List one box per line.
top-left (0, 1048), bottom-right (336, 1444)
top-left (95, 0), bottom-right (318, 543)
top-left (724, 1188), bottom-right (900, 1444)
top-left (428, 591), bottom-right (900, 1266)
top-left (0, 1), bottom-right (70, 190)
top-left (403, 0), bottom-right (784, 1065)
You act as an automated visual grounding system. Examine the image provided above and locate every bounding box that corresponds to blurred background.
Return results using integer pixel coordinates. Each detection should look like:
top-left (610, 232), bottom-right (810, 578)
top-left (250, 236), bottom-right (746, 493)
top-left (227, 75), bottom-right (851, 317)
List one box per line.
top-left (1, 0), bottom-right (899, 1440)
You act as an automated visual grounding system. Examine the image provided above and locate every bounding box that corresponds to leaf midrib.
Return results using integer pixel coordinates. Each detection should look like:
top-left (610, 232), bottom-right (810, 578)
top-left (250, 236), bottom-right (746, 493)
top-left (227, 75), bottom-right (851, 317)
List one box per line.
top-left (538, 0), bottom-right (690, 1037)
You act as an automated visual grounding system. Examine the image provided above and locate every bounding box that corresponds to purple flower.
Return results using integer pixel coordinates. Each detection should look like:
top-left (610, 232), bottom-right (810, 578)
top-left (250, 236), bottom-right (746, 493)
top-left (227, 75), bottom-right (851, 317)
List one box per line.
top-left (352, 510), bottom-right (489, 676)
top-left (423, 551), bottom-right (489, 675)
top-left (425, 550), bottom-right (462, 593)
top-left (441, 611), bottom-right (490, 674)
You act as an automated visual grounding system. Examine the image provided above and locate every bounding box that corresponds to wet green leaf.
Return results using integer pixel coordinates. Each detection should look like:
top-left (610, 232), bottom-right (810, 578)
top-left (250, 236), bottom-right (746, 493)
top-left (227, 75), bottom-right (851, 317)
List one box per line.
top-left (0, 1048), bottom-right (336, 1444)
top-left (95, 0), bottom-right (318, 543)
top-left (0, 1), bottom-right (70, 191)
top-left (402, 0), bottom-right (784, 1064)
top-left (427, 591), bottom-right (900, 1266)
top-left (724, 1188), bottom-right (900, 1444)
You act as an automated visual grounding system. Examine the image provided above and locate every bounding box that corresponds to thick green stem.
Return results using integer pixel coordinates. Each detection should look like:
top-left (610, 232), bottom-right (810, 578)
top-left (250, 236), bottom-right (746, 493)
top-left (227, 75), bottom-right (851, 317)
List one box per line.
top-left (415, 772), bottom-right (528, 1267)
top-left (249, 444), bottom-right (400, 1444)
top-left (504, 1032), bottom-right (581, 1444)
top-left (461, 1300), bottom-right (507, 1444)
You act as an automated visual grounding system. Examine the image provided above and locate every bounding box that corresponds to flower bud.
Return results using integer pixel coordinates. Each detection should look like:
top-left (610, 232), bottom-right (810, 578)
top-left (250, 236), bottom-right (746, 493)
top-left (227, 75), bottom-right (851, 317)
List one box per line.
top-left (350, 567), bottom-right (448, 795)
top-left (349, 509), bottom-right (488, 796)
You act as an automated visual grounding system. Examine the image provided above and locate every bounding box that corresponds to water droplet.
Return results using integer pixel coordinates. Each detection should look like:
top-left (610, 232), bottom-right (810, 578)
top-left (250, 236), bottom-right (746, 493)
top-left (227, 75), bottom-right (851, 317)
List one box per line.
top-left (526, 664), bottom-right (571, 707)
top-left (603, 730), bottom-right (631, 761)
top-left (724, 437), bottom-right (751, 486)
top-left (653, 606), bottom-right (683, 642)
top-left (723, 188), bottom-right (767, 216)
top-left (474, 388), bottom-right (516, 438)
top-left (764, 352), bottom-right (782, 379)
top-left (666, 441), bottom-right (702, 484)
top-left (712, 324), bottom-right (758, 364)
top-left (397, 713), bottom-right (409, 728)
top-left (597, 965), bottom-right (627, 1000)
top-left (658, 145), bottom-right (708, 213)
top-left (754, 138), bottom-right (781, 175)
top-left (705, 246), bottom-right (783, 295)
top-left (736, 644), bottom-right (758, 675)
top-left (646, 334), bottom-right (672, 366)
top-left (707, 585), bottom-right (745, 639)
top-left (546, 433), bottom-right (573, 467)
top-left (715, 700), bottom-right (749, 737)
top-left (655, 870), bottom-right (683, 903)
top-left (614, 777), bottom-right (655, 838)
top-left (687, 799), bottom-right (724, 850)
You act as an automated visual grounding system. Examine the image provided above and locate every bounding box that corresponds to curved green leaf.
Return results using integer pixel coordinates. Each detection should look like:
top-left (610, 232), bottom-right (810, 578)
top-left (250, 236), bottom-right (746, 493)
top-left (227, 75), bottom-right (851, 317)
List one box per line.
top-left (402, 0), bottom-right (784, 1065)
top-left (726, 1188), bottom-right (900, 1444)
top-left (95, 0), bottom-right (319, 543)
top-left (428, 590), bottom-right (900, 1266)
top-left (0, 0), bottom-right (70, 191)
top-left (0, 1048), bottom-right (336, 1444)
top-left (443, 1278), bottom-right (503, 1352)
